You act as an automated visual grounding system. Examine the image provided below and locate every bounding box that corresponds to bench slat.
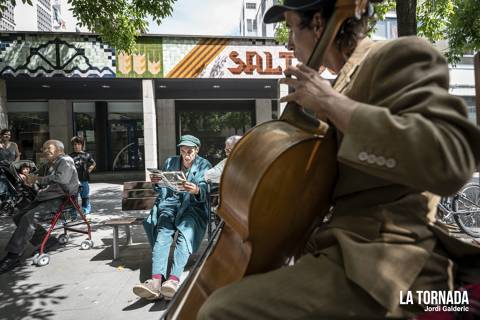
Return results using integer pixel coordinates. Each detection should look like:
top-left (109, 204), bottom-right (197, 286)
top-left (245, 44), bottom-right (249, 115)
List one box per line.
top-left (123, 181), bottom-right (153, 190)
top-left (104, 217), bottom-right (143, 225)
top-left (122, 197), bottom-right (156, 211)
top-left (124, 189), bottom-right (157, 198)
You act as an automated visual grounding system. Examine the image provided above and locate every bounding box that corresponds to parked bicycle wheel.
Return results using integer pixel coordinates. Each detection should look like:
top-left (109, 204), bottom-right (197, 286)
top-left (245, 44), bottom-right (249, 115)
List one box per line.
top-left (453, 183), bottom-right (480, 238)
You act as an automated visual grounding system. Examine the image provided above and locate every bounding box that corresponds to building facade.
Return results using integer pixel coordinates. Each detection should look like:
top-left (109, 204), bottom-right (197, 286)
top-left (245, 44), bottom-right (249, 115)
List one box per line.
top-left (0, 32), bottom-right (293, 176)
top-left (239, 0), bottom-right (276, 38)
top-left (0, 0), bottom-right (87, 32)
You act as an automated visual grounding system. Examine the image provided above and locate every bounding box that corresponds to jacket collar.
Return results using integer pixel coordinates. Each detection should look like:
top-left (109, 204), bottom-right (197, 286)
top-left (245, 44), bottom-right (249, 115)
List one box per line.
top-left (178, 155), bottom-right (199, 180)
top-left (333, 37), bottom-right (376, 94)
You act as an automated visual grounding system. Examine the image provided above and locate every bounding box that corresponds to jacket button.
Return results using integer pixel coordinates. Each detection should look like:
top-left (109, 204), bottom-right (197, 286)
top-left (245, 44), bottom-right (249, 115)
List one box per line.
top-left (386, 158), bottom-right (396, 168)
top-left (375, 156), bottom-right (386, 166)
top-left (358, 152), bottom-right (368, 161)
top-left (367, 154), bottom-right (376, 164)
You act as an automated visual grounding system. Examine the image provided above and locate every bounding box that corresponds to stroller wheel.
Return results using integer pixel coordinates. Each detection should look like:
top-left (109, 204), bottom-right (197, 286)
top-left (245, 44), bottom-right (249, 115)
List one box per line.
top-left (58, 234), bottom-right (69, 245)
top-left (80, 240), bottom-right (93, 250)
top-left (36, 254), bottom-right (50, 267)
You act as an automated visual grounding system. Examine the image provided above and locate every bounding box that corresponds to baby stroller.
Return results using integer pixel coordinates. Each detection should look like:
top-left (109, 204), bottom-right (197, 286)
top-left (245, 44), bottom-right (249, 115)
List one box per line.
top-left (0, 160), bottom-right (38, 217)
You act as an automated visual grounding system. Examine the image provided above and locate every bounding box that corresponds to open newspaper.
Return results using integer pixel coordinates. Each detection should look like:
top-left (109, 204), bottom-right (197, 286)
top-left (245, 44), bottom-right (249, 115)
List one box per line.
top-left (147, 168), bottom-right (187, 192)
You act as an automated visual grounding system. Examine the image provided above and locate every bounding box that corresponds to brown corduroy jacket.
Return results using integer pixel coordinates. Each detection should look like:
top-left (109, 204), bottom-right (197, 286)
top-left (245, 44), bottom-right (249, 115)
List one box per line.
top-left (306, 36), bottom-right (480, 313)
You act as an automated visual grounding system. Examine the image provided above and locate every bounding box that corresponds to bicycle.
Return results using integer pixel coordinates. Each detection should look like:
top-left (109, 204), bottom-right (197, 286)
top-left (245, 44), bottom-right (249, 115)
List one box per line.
top-left (437, 182), bottom-right (480, 238)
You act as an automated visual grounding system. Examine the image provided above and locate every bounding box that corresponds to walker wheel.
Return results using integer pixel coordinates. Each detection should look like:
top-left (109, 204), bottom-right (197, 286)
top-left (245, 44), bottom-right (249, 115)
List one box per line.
top-left (36, 254), bottom-right (50, 266)
top-left (80, 239), bottom-right (93, 250)
top-left (58, 234), bottom-right (69, 245)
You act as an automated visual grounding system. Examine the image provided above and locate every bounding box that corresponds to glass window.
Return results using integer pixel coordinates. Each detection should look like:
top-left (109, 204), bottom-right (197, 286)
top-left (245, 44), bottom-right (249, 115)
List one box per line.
top-left (246, 2), bottom-right (256, 9)
top-left (387, 18), bottom-right (398, 39)
top-left (459, 96), bottom-right (477, 124)
top-left (247, 19), bottom-right (253, 32)
top-left (108, 103), bottom-right (144, 171)
top-left (73, 102), bottom-right (96, 160)
top-left (253, 20), bottom-right (257, 33)
top-left (176, 101), bottom-right (255, 165)
top-left (9, 114), bottom-right (49, 163)
top-left (372, 20), bottom-right (387, 40)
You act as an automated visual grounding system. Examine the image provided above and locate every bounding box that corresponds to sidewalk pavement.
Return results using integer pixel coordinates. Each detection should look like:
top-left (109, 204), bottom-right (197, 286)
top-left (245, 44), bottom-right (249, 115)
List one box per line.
top-left (0, 182), bottom-right (188, 320)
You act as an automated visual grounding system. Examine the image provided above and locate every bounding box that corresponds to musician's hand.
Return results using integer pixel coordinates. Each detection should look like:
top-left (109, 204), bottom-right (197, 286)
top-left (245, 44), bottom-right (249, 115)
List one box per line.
top-left (183, 181), bottom-right (199, 195)
top-left (150, 174), bottom-right (162, 184)
top-left (279, 63), bottom-right (357, 133)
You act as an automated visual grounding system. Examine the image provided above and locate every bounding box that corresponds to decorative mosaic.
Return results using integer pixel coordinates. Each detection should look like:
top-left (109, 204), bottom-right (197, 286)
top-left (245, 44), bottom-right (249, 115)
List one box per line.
top-left (0, 33), bottom-right (116, 77)
top-left (164, 37), bottom-right (298, 79)
top-left (0, 33), bottom-right (297, 79)
top-left (115, 37), bottom-right (163, 78)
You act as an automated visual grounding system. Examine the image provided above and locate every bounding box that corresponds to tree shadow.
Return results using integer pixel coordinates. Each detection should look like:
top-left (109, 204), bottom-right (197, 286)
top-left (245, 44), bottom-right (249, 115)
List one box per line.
top-left (0, 208), bottom-right (72, 319)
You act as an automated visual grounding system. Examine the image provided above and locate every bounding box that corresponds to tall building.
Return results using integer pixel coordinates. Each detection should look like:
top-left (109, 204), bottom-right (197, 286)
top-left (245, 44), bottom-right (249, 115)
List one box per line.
top-left (0, 0), bottom-right (87, 32)
top-left (239, 0), bottom-right (276, 38)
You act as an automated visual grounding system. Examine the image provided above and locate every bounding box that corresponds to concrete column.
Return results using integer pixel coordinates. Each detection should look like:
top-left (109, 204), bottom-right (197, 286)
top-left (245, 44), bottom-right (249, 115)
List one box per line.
top-left (142, 80), bottom-right (157, 181)
top-left (255, 99), bottom-right (273, 124)
top-left (0, 80), bottom-right (8, 129)
top-left (48, 100), bottom-right (73, 154)
top-left (156, 99), bottom-right (176, 165)
top-left (279, 83), bottom-right (289, 117)
top-left (94, 102), bottom-right (109, 171)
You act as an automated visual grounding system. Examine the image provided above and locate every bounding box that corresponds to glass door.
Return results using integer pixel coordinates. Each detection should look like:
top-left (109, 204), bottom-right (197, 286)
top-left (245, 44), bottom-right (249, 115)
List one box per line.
top-left (109, 119), bottom-right (144, 170)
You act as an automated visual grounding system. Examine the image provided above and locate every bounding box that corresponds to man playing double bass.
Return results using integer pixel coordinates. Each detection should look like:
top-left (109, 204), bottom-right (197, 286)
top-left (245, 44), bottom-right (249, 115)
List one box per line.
top-left (198, 0), bottom-right (480, 318)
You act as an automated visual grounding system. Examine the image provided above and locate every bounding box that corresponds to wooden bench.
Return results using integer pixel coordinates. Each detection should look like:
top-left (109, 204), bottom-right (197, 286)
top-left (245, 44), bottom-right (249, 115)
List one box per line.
top-left (104, 181), bottom-right (157, 260)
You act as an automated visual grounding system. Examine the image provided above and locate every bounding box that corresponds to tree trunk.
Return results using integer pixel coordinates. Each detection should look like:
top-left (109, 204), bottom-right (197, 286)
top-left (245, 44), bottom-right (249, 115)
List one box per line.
top-left (396, 0), bottom-right (417, 36)
top-left (474, 52), bottom-right (480, 127)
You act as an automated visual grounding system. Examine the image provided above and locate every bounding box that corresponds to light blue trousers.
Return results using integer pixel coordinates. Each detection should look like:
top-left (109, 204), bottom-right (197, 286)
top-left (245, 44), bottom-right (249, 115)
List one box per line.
top-left (145, 203), bottom-right (191, 279)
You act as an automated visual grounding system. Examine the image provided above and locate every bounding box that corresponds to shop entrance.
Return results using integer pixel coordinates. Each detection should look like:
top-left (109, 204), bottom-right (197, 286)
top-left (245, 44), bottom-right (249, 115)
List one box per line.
top-left (176, 100), bottom-right (255, 166)
top-left (109, 119), bottom-right (144, 171)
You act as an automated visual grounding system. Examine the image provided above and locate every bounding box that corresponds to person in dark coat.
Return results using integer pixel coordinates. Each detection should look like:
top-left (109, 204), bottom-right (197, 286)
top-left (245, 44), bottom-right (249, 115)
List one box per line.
top-left (0, 140), bottom-right (79, 274)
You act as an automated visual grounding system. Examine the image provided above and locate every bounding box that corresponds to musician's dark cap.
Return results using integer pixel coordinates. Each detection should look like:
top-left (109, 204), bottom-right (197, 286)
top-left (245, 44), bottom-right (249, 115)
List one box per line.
top-left (177, 135), bottom-right (201, 148)
top-left (264, 0), bottom-right (329, 24)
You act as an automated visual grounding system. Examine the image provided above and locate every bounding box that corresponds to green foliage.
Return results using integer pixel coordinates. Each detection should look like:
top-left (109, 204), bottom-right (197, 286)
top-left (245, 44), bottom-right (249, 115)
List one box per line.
top-left (416, 0), bottom-right (480, 63)
top-left (274, 0), bottom-right (288, 43)
top-left (369, 1), bottom-right (395, 36)
top-left (416, 0), bottom-right (452, 42)
top-left (273, 0), bottom-right (480, 63)
top-left (274, 21), bottom-right (288, 44)
top-left (69, 0), bottom-right (176, 54)
top-left (445, 0), bottom-right (480, 63)
top-left (0, 0), bottom-right (176, 53)
top-left (274, 1), bottom-right (397, 43)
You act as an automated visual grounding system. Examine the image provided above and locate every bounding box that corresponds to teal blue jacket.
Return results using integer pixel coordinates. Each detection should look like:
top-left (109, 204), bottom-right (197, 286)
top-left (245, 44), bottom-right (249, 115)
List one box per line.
top-left (144, 155), bottom-right (212, 253)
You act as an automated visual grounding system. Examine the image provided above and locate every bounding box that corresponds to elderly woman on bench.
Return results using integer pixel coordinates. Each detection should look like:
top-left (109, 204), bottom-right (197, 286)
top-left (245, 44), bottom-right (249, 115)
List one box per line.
top-left (133, 135), bottom-right (211, 301)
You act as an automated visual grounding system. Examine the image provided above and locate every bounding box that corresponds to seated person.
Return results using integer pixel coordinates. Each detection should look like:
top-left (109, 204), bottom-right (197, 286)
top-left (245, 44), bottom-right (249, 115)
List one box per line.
top-left (0, 140), bottom-right (79, 274)
top-left (133, 134), bottom-right (211, 301)
top-left (204, 135), bottom-right (242, 184)
top-left (18, 162), bottom-right (33, 187)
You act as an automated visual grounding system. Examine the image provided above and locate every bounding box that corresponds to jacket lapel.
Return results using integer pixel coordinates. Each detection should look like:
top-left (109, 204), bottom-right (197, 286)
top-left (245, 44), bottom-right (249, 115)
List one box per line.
top-left (333, 38), bottom-right (376, 94)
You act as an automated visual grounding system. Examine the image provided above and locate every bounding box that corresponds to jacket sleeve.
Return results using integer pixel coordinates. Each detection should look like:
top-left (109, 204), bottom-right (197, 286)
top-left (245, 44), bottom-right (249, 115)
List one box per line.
top-left (191, 159), bottom-right (212, 204)
top-left (338, 37), bottom-right (480, 196)
top-left (37, 157), bottom-right (75, 186)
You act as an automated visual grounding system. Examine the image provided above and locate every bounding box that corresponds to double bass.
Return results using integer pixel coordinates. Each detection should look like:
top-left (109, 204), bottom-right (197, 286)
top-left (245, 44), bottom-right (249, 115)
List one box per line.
top-left (164, 1), bottom-right (368, 318)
